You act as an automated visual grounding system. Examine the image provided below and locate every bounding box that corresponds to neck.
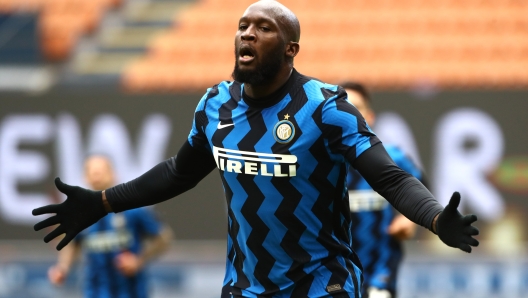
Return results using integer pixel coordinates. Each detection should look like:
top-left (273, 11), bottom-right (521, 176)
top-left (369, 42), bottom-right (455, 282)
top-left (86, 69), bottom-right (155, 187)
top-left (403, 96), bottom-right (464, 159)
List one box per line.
top-left (244, 66), bottom-right (293, 99)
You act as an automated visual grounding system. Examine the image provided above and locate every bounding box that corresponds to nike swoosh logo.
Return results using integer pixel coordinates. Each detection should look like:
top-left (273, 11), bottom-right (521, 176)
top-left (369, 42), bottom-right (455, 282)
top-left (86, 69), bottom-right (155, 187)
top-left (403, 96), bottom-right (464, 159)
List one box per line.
top-left (217, 122), bottom-right (234, 129)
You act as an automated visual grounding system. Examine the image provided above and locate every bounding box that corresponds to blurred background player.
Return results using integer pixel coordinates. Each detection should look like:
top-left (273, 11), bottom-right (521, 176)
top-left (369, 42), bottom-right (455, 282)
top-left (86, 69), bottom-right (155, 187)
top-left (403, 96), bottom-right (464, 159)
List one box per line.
top-left (47, 155), bottom-right (173, 298)
top-left (342, 82), bottom-right (426, 298)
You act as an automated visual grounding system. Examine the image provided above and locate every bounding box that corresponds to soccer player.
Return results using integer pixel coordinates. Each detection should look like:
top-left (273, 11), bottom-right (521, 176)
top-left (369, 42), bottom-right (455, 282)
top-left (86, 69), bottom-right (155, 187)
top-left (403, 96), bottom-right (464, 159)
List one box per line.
top-left (33, 1), bottom-right (479, 297)
top-left (342, 82), bottom-right (423, 298)
top-left (47, 155), bottom-right (173, 298)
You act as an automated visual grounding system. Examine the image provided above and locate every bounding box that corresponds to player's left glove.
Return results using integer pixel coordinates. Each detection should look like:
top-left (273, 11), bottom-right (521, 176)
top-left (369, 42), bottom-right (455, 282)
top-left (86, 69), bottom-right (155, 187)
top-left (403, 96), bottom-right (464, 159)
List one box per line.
top-left (436, 192), bottom-right (479, 253)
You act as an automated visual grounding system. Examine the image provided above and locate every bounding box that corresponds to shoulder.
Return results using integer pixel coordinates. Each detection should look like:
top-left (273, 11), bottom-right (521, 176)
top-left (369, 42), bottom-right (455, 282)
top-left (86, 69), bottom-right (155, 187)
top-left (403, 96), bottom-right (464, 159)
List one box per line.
top-left (197, 81), bottom-right (239, 109)
top-left (296, 72), bottom-right (345, 104)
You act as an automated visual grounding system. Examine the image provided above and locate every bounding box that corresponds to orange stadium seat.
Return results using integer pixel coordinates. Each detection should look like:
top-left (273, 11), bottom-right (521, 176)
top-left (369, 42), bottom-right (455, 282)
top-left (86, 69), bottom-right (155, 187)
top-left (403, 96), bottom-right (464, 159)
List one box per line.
top-left (122, 0), bottom-right (528, 91)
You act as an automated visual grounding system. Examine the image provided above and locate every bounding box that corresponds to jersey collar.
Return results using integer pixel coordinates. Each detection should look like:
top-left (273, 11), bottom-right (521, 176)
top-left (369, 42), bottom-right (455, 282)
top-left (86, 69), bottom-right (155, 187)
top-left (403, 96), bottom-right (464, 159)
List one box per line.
top-left (241, 68), bottom-right (300, 109)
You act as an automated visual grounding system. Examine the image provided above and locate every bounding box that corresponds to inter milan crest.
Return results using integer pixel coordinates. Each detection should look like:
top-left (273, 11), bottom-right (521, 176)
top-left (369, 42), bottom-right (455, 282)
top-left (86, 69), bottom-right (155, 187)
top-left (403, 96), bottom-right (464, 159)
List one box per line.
top-left (273, 114), bottom-right (295, 144)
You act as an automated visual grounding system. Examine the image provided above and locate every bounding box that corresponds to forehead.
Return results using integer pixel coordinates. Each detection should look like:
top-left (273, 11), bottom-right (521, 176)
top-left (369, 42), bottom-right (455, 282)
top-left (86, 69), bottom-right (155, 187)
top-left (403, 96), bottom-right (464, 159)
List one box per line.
top-left (240, 5), bottom-right (279, 24)
top-left (85, 156), bottom-right (111, 169)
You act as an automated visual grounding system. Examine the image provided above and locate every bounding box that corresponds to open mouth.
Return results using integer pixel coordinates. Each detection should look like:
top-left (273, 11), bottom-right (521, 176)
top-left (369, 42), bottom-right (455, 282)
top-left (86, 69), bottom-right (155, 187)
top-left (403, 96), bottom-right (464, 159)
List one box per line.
top-left (238, 45), bottom-right (255, 63)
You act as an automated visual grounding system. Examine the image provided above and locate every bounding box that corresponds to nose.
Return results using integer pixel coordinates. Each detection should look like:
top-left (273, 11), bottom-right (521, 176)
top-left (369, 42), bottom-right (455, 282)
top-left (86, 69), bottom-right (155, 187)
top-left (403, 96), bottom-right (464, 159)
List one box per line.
top-left (241, 25), bottom-right (256, 41)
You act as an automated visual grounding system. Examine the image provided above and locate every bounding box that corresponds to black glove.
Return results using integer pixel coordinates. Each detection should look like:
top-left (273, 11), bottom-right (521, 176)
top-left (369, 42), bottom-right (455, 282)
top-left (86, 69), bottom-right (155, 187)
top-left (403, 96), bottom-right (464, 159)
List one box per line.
top-left (436, 192), bottom-right (479, 253)
top-left (32, 177), bottom-right (108, 250)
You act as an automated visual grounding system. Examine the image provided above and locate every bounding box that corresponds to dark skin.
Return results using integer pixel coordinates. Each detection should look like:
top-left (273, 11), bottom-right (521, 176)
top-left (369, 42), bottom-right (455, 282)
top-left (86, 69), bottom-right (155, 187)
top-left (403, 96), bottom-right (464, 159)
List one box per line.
top-left (101, 1), bottom-right (302, 213)
top-left (235, 2), bottom-right (300, 99)
top-left (104, 1), bottom-right (441, 231)
top-left (232, 2), bottom-right (446, 232)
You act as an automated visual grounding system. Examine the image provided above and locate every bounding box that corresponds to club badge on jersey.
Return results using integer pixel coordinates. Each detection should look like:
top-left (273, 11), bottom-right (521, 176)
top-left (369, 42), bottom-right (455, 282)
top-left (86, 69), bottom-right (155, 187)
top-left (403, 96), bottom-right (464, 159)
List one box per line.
top-left (273, 114), bottom-right (295, 144)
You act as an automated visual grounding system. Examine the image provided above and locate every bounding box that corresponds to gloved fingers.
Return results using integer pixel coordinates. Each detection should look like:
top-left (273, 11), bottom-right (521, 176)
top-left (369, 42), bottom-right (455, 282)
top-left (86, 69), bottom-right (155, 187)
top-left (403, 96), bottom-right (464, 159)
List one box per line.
top-left (55, 177), bottom-right (75, 195)
top-left (34, 215), bottom-right (60, 231)
top-left (463, 225), bottom-right (479, 236)
top-left (461, 214), bottom-right (478, 225)
top-left (32, 204), bottom-right (60, 216)
top-left (446, 192), bottom-right (461, 211)
top-left (458, 243), bottom-right (472, 253)
top-left (463, 235), bottom-right (479, 247)
top-left (43, 225), bottom-right (66, 243)
top-left (56, 232), bottom-right (76, 251)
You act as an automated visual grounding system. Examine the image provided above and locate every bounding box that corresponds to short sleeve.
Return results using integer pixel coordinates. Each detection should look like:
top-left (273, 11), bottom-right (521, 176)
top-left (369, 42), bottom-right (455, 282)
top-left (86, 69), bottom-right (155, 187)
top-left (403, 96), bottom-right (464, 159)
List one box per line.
top-left (188, 85), bottom-right (219, 151)
top-left (320, 87), bottom-right (380, 164)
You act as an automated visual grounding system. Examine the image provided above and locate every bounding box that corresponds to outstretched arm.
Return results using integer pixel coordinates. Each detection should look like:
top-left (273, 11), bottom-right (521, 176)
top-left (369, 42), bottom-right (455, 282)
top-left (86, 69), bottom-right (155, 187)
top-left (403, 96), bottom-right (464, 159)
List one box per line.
top-left (353, 143), bottom-right (479, 252)
top-left (104, 141), bottom-right (216, 212)
top-left (33, 141), bottom-right (216, 250)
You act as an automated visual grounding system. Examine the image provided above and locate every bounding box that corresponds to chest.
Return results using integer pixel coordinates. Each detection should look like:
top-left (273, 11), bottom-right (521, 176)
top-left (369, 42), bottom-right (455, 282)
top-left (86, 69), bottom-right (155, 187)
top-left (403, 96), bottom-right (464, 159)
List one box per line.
top-left (82, 214), bottom-right (135, 252)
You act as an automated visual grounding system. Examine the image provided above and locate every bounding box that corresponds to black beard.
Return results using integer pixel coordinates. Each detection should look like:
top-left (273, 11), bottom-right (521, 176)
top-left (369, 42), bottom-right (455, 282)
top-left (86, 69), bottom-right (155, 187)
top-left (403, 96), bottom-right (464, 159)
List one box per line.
top-left (232, 42), bottom-right (285, 86)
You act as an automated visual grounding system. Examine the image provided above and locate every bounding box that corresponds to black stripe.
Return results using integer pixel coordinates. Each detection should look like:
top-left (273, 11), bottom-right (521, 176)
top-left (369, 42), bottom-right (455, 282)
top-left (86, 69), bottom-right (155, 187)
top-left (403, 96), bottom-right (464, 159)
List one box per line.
top-left (221, 173), bottom-right (250, 289)
top-left (290, 274), bottom-right (315, 297)
top-left (209, 83), bottom-right (251, 289)
top-left (211, 93), bottom-right (240, 142)
top-left (312, 100), bottom-right (360, 295)
top-left (326, 89), bottom-right (381, 162)
top-left (192, 85), bottom-right (219, 147)
top-left (344, 254), bottom-right (361, 298)
top-left (271, 78), bottom-right (312, 288)
top-left (221, 281), bottom-right (233, 298)
top-left (324, 257), bottom-right (349, 295)
top-left (310, 104), bottom-right (348, 255)
top-left (237, 106), bottom-right (279, 293)
top-left (320, 86), bottom-right (339, 101)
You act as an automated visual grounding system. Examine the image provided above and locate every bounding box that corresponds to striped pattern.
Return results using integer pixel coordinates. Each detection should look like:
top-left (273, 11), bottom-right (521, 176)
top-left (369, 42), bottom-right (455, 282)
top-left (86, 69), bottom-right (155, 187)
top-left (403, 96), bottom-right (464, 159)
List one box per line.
top-left (347, 145), bottom-right (423, 295)
top-left (189, 70), bottom-right (379, 297)
top-left (75, 209), bottom-right (162, 298)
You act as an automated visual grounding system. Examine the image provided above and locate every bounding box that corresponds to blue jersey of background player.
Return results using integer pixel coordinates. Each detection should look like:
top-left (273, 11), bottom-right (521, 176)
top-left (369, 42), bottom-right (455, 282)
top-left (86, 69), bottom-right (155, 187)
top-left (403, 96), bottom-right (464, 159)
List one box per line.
top-left (342, 82), bottom-right (426, 298)
top-left (48, 155), bottom-right (172, 298)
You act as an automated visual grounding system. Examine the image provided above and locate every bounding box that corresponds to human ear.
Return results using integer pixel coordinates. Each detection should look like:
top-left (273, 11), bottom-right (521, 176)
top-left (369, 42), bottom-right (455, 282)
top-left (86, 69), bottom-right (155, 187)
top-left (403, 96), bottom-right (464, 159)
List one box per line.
top-left (285, 42), bottom-right (300, 59)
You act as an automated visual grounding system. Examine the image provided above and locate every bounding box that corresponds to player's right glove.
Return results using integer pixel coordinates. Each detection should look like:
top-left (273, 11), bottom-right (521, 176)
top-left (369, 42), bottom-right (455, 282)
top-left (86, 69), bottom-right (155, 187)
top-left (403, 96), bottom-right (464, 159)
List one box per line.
top-left (436, 192), bottom-right (479, 253)
top-left (32, 177), bottom-right (107, 251)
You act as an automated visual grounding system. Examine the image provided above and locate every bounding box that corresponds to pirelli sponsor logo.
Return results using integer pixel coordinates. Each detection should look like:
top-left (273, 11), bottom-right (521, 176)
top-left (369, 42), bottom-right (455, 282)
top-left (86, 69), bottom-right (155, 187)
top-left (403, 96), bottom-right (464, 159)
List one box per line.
top-left (348, 190), bottom-right (388, 212)
top-left (213, 146), bottom-right (297, 177)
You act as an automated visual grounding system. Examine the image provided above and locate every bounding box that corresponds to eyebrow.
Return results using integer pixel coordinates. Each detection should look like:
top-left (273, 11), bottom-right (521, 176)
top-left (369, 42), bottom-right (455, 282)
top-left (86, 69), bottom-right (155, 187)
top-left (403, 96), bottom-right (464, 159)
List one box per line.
top-left (238, 15), bottom-right (276, 25)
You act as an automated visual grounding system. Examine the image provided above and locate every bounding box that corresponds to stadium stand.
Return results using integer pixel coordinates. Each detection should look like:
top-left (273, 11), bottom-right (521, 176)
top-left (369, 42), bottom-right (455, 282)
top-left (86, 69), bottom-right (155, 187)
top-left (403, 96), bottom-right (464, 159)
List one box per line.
top-left (121, 0), bottom-right (528, 92)
top-left (0, 0), bottom-right (526, 90)
top-left (0, 0), bottom-right (122, 61)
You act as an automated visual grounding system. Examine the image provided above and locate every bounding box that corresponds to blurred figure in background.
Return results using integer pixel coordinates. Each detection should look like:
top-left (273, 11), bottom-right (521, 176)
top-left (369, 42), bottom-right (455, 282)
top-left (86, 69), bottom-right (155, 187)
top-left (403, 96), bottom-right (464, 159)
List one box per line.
top-left (342, 82), bottom-right (426, 298)
top-left (48, 155), bottom-right (173, 298)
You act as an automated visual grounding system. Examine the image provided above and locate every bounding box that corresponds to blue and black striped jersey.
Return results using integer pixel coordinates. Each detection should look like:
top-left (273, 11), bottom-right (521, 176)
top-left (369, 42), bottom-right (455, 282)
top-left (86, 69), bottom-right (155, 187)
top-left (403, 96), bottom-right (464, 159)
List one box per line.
top-left (75, 208), bottom-right (162, 298)
top-left (347, 145), bottom-right (423, 294)
top-left (188, 69), bottom-right (380, 297)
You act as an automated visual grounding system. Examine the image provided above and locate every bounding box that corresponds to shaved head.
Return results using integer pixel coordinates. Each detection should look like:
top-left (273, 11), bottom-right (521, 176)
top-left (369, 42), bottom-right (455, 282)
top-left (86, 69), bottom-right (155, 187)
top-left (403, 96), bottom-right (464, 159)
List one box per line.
top-left (246, 0), bottom-right (300, 43)
top-left (84, 155), bottom-right (115, 190)
top-left (234, 0), bottom-right (301, 94)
